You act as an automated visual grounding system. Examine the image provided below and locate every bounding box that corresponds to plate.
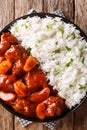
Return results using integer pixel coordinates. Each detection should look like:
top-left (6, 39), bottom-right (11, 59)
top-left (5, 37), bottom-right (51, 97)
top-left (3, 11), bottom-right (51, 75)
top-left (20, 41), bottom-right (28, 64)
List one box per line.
top-left (0, 12), bottom-right (87, 122)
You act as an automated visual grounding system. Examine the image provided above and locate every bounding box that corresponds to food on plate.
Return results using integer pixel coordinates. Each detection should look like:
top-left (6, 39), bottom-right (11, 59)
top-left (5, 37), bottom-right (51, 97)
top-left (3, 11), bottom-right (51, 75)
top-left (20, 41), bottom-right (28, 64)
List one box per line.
top-left (36, 96), bottom-right (65, 120)
top-left (30, 87), bottom-right (50, 103)
top-left (0, 91), bottom-right (16, 102)
top-left (13, 80), bottom-right (30, 97)
top-left (0, 32), bottom-right (66, 119)
top-left (0, 60), bottom-right (12, 74)
top-left (0, 32), bottom-right (18, 55)
top-left (0, 15), bottom-right (87, 120)
top-left (23, 55), bottom-right (38, 71)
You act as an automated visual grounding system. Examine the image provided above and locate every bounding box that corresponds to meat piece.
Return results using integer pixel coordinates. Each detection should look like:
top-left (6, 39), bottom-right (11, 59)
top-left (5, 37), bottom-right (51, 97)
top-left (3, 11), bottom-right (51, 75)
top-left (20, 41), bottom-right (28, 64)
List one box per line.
top-left (0, 32), bottom-right (18, 55)
top-left (0, 56), bottom-right (5, 63)
top-left (0, 91), bottom-right (16, 102)
top-left (1, 32), bottom-right (17, 43)
top-left (36, 96), bottom-right (65, 120)
top-left (0, 74), bottom-right (16, 92)
top-left (0, 41), bottom-right (11, 56)
top-left (30, 87), bottom-right (50, 103)
top-left (0, 60), bottom-right (12, 74)
top-left (12, 59), bottom-right (25, 76)
top-left (45, 96), bottom-right (65, 117)
top-left (14, 80), bottom-right (30, 97)
top-left (11, 98), bottom-right (37, 116)
top-left (24, 68), bottom-right (48, 92)
top-left (5, 45), bottom-right (28, 63)
top-left (10, 45), bottom-right (28, 76)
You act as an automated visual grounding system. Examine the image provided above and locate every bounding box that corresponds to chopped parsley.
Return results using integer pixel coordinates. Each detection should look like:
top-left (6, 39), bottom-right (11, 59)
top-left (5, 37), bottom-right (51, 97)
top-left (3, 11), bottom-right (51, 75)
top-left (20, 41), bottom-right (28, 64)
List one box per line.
top-left (46, 24), bottom-right (52, 30)
top-left (56, 61), bottom-right (60, 65)
top-left (55, 41), bottom-right (58, 45)
top-left (54, 48), bottom-right (61, 53)
top-left (15, 26), bottom-right (19, 32)
top-left (54, 68), bottom-right (60, 76)
top-left (80, 48), bottom-right (83, 57)
top-left (27, 20), bottom-right (29, 22)
top-left (65, 46), bottom-right (71, 51)
top-left (37, 39), bottom-right (41, 43)
top-left (24, 24), bottom-right (28, 29)
top-left (59, 27), bottom-right (64, 36)
top-left (79, 84), bottom-right (87, 90)
top-left (69, 84), bottom-right (73, 88)
top-left (71, 32), bottom-right (76, 39)
top-left (53, 19), bottom-right (57, 23)
top-left (65, 58), bottom-right (73, 67)
top-left (82, 57), bottom-right (85, 64)
top-left (27, 47), bottom-right (31, 55)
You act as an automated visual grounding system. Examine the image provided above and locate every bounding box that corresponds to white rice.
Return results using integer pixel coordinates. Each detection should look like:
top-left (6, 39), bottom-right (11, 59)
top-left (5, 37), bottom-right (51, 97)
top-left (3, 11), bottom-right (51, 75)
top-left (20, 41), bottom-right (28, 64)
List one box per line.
top-left (10, 16), bottom-right (87, 109)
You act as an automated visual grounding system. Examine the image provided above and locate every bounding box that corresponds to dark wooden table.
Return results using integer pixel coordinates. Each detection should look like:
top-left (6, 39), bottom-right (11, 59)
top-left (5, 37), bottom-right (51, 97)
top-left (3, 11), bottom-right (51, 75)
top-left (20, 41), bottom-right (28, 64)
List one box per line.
top-left (0, 0), bottom-right (87, 130)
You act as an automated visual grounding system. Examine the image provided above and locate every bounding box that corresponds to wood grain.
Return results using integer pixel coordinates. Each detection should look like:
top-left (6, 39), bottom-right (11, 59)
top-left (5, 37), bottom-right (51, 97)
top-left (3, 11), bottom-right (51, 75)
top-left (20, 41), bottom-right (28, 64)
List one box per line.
top-left (0, 0), bottom-right (14, 130)
top-left (0, 103), bottom-right (14, 129)
top-left (74, 0), bottom-right (87, 129)
top-left (55, 114), bottom-right (74, 130)
top-left (75, 0), bottom-right (87, 34)
top-left (15, 0), bottom-right (43, 19)
top-left (0, 0), bottom-right (14, 30)
top-left (0, 106), bottom-right (13, 130)
top-left (74, 100), bottom-right (87, 130)
top-left (43, 0), bottom-right (74, 21)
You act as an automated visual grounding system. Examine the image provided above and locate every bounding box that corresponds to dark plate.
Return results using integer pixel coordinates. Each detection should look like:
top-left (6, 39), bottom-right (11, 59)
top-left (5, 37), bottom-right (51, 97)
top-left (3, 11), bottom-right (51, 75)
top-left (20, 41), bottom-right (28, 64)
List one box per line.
top-left (0, 13), bottom-right (87, 122)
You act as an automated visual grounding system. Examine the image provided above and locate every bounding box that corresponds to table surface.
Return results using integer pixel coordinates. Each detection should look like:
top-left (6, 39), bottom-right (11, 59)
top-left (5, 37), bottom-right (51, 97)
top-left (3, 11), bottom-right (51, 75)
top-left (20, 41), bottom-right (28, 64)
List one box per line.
top-left (0, 0), bottom-right (87, 130)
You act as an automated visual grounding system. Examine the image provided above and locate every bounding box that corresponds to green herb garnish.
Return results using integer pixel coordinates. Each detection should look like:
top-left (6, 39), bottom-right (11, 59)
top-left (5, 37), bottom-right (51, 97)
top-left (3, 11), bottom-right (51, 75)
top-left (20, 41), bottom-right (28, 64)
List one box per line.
top-left (65, 58), bottom-right (73, 67)
top-left (53, 19), bottom-right (57, 23)
top-left (46, 24), bottom-right (52, 30)
top-left (82, 57), bottom-right (85, 64)
top-left (27, 47), bottom-right (31, 55)
top-left (24, 24), bottom-right (28, 29)
top-left (71, 32), bottom-right (76, 39)
top-left (55, 41), bottom-right (58, 45)
top-left (59, 27), bottom-right (64, 36)
top-left (15, 26), bottom-right (19, 32)
top-left (56, 61), bottom-right (60, 65)
top-left (37, 39), bottom-right (41, 44)
top-left (27, 20), bottom-right (29, 22)
top-left (54, 68), bottom-right (60, 76)
top-left (69, 84), bottom-right (73, 88)
top-left (54, 48), bottom-right (61, 53)
top-left (66, 46), bottom-right (71, 51)
top-left (80, 48), bottom-right (83, 57)
top-left (79, 84), bottom-right (87, 90)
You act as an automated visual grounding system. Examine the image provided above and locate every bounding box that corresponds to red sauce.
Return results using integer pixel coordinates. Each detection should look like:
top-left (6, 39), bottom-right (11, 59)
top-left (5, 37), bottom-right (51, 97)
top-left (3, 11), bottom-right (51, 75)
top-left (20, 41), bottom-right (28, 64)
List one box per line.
top-left (0, 32), bottom-right (66, 120)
